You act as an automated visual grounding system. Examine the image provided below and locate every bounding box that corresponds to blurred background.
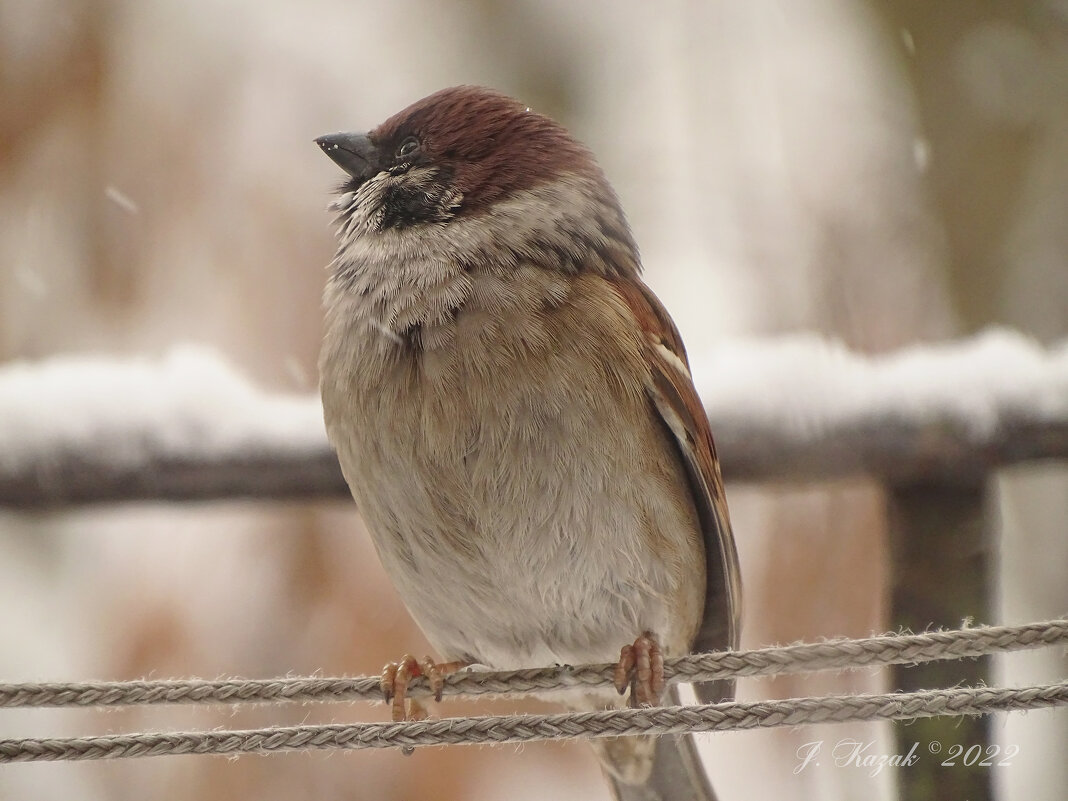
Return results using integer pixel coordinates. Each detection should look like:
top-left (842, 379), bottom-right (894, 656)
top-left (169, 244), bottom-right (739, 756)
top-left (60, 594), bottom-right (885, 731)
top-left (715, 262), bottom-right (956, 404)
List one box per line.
top-left (1, 0), bottom-right (1066, 799)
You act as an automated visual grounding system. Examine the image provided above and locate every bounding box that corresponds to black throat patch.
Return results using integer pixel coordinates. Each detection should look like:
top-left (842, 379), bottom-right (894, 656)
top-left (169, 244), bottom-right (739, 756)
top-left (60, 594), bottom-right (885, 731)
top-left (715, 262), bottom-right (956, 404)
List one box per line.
top-left (377, 168), bottom-right (460, 231)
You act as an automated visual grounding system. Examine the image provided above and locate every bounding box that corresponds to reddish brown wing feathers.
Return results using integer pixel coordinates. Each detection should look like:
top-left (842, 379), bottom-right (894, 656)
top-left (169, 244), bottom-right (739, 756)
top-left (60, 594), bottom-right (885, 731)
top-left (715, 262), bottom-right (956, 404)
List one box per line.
top-left (608, 276), bottom-right (742, 704)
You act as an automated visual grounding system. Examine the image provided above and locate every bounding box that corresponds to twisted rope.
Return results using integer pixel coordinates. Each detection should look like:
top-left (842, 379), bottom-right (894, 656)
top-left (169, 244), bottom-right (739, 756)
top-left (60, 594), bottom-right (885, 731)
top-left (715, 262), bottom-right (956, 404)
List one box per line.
top-left (2, 681), bottom-right (1066, 763)
top-left (2, 618), bottom-right (1064, 708)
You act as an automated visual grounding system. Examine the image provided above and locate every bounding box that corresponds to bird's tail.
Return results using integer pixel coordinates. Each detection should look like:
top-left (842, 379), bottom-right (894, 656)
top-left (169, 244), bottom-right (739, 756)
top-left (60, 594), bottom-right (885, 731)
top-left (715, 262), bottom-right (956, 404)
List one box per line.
top-left (593, 681), bottom-right (731, 801)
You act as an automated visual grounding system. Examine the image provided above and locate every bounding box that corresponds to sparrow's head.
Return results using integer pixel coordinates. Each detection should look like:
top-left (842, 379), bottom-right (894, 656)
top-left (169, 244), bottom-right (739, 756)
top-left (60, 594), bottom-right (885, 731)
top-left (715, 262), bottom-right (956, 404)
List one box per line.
top-left (316, 86), bottom-right (639, 276)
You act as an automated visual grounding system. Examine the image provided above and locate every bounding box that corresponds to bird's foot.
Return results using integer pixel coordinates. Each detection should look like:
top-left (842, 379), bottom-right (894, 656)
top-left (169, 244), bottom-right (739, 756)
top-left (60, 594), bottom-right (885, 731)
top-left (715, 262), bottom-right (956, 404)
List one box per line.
top-left (381, 654), bottom-right (468, 750)
top-left (613, 632), bottom-right (665, 707)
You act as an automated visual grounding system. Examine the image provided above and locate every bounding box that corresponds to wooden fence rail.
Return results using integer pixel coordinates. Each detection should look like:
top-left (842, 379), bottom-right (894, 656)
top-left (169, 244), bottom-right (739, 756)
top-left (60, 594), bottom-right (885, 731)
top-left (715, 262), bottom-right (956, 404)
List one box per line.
top-left (0, 329), bottom-right (1065, 509)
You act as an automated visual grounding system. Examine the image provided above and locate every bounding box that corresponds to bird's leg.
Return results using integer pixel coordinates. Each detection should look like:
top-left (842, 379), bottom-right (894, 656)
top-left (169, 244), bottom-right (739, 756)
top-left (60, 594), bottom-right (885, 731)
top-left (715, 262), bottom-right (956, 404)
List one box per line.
top-left (613, 632), bottom-right (665, 707)
top-left (381, 655), bottom-right (469, 722)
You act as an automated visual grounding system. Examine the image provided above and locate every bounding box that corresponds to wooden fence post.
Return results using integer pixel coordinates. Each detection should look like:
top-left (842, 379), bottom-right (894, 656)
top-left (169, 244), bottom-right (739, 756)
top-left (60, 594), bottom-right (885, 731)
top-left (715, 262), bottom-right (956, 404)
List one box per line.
top-left (887, 481), bottom-right (995, 800)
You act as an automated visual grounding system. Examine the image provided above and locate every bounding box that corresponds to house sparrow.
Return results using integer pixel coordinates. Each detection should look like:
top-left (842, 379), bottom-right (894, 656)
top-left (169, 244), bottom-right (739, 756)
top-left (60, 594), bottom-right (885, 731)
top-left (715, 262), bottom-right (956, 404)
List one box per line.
top-left (316, 86), bottom-right (741, 801)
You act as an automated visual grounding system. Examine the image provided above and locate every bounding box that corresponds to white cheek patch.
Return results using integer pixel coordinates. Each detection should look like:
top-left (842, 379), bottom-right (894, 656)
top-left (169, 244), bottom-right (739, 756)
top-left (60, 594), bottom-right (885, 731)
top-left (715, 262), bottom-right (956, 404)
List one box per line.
top-left (330, 172), bottom-right (624, 271)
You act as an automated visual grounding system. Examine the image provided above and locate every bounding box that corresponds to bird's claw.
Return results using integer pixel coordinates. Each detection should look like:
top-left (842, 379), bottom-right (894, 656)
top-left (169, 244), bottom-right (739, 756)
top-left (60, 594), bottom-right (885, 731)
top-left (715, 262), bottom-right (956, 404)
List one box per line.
top-left (381, 654), bottom-right (469, 754)
top-left (613, 632), bottom-right (665, 707)
top-left (381, 655), bottom-right (438, 720)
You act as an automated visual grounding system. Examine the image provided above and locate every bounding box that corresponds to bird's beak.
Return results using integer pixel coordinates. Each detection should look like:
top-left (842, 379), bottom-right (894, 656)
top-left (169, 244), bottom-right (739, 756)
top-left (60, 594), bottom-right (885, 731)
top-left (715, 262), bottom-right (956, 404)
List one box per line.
top-left (315, 132), bottom-right (381, 184)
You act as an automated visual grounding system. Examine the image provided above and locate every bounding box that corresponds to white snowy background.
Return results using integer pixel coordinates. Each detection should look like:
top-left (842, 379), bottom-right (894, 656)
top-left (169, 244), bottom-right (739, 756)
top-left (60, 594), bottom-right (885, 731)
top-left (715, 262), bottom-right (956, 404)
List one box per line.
top-left (1, 1), bottom-right (1067, 800)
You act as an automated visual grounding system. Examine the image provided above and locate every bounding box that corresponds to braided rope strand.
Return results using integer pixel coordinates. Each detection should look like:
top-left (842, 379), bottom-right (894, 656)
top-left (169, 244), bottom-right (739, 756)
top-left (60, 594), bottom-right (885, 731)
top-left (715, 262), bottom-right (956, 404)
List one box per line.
top-left (2, 618), bottom-right (1064, 708)
top-left (2, 681), bottom-right (1066, 763)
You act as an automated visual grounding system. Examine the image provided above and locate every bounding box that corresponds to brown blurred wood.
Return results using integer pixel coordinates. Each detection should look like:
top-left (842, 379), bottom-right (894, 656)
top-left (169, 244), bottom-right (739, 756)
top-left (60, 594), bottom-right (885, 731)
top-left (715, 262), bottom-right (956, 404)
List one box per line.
top-left (716, 413), bottom-right (1068, 487)
top-left (0, 449), bottom-right (350, 509)
top-left (887, 482), bottom-right (993, 801)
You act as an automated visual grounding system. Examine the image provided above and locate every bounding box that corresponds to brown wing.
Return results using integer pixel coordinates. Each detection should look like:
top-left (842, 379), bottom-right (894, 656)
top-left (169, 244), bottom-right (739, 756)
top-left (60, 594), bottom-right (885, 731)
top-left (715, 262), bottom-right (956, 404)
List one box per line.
top-left (608, 276), bottom-right (742, 705)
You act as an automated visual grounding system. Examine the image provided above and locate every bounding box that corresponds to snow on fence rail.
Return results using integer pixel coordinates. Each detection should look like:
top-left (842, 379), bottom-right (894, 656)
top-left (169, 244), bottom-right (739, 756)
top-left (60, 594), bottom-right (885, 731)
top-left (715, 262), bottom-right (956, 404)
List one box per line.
top-left (0, 328), bottom-right (1065, 509)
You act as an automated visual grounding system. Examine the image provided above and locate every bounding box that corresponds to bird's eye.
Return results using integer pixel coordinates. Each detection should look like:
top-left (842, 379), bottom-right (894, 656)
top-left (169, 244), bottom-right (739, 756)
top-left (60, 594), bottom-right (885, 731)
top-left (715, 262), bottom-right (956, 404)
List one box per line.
top-left (395, 136), bottom-right (420, 161)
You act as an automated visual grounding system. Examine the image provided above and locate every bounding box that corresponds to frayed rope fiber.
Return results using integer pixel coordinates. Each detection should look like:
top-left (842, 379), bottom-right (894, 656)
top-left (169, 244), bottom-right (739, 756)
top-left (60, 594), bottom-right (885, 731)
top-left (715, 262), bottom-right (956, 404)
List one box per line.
top-left (1, 619), bottom-right (1065, 763)
top-left (2, 682), bottom-right (1067, 763)
top-left (2, 619), bottom-right (1065, 709)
